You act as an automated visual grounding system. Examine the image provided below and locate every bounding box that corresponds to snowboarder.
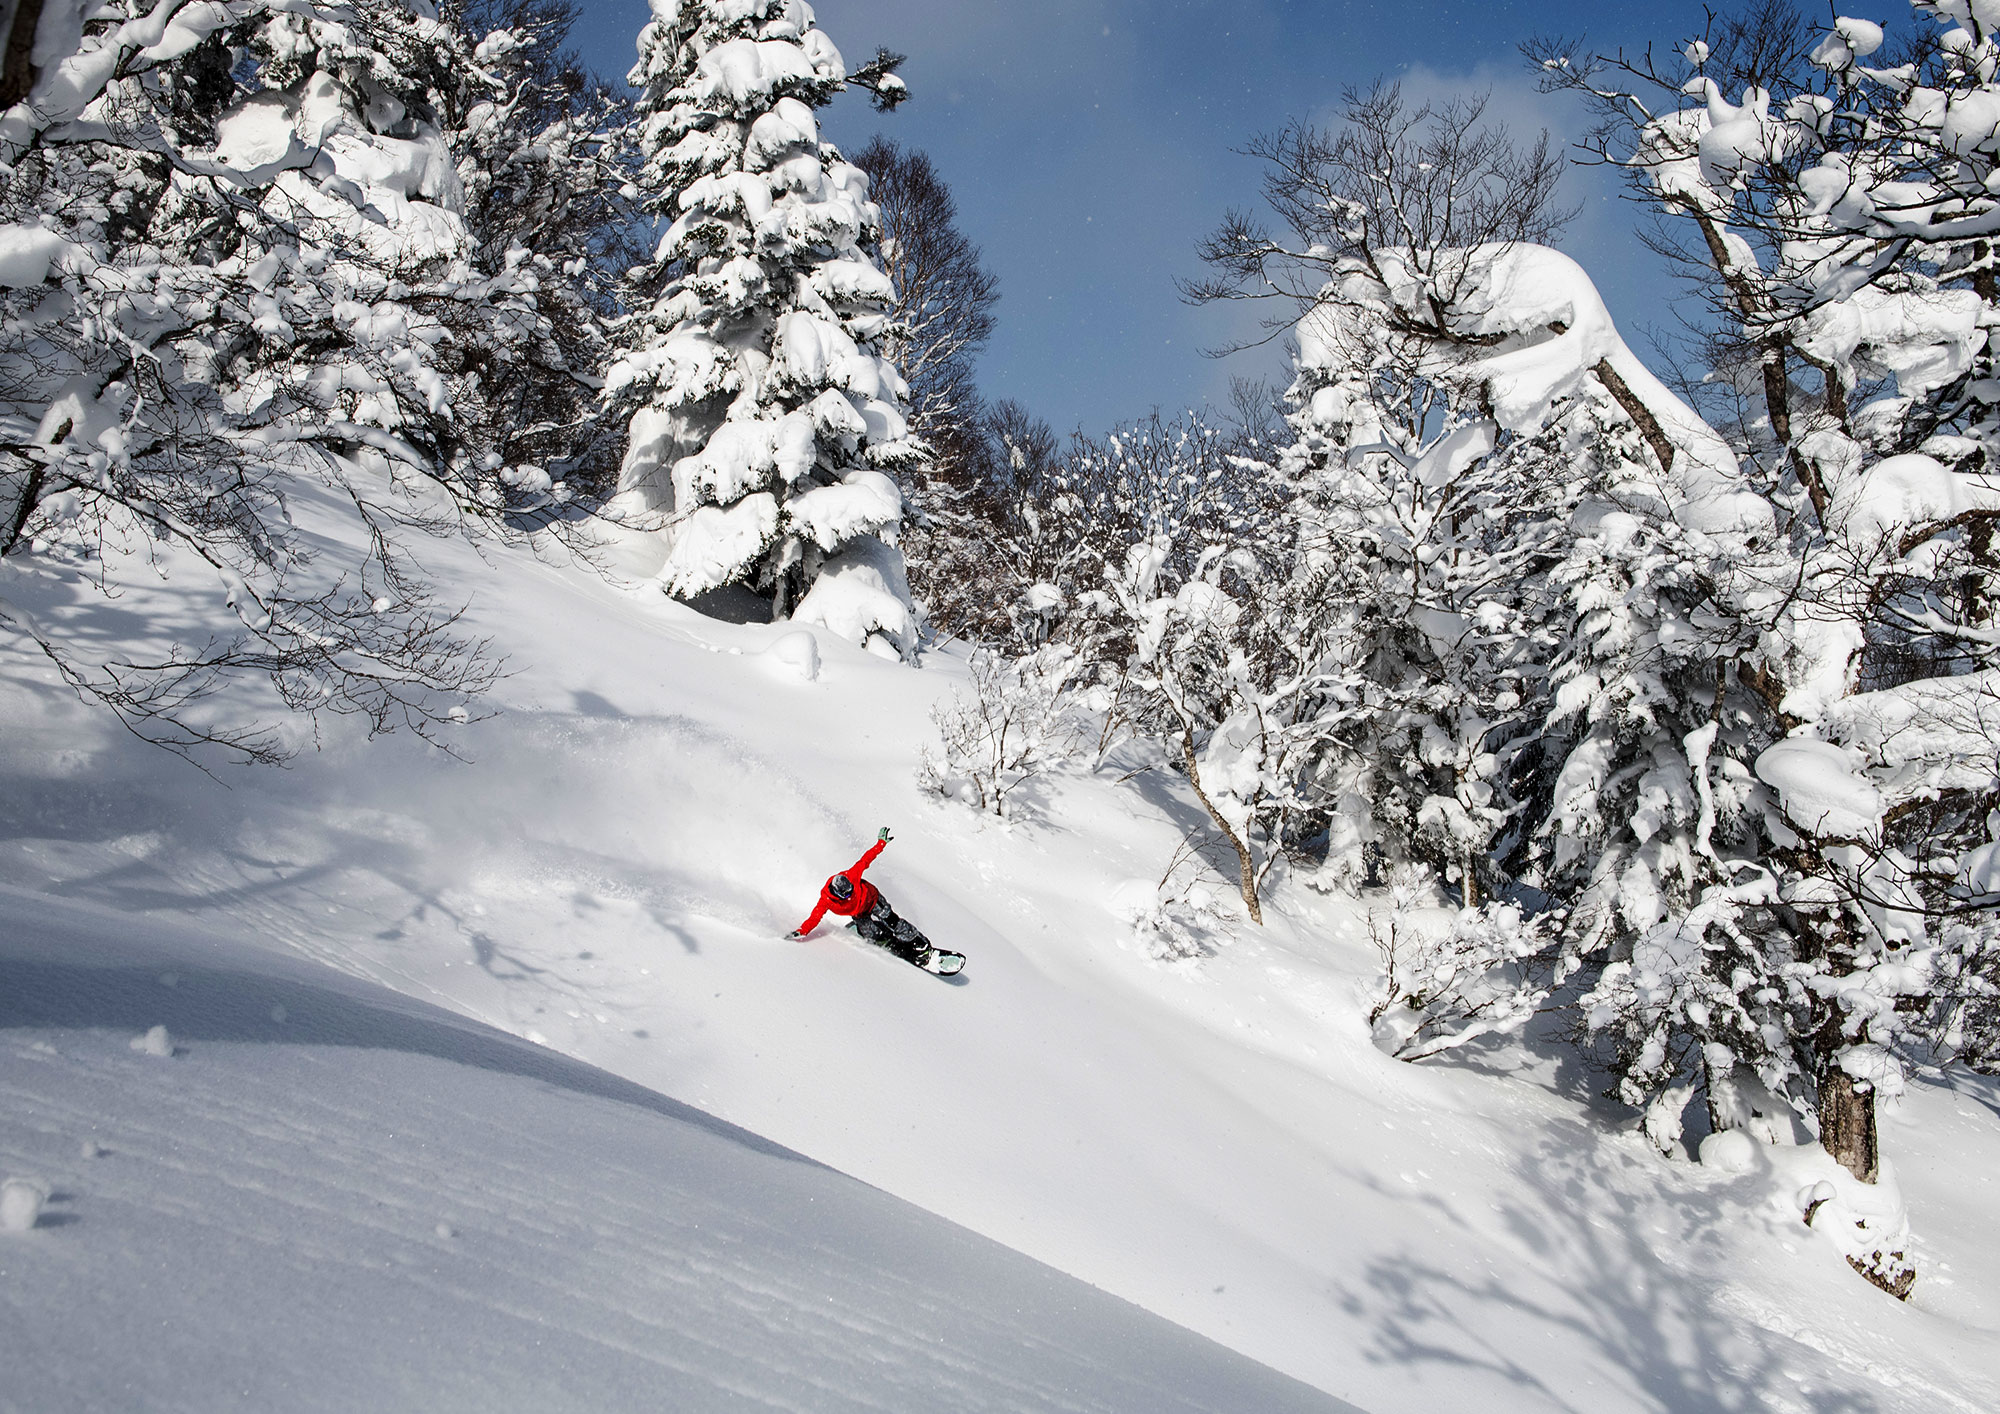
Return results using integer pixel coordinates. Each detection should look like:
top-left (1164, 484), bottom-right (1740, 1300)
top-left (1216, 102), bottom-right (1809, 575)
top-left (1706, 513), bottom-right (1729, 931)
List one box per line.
top-left (788, 829), bottom-right (964, 975)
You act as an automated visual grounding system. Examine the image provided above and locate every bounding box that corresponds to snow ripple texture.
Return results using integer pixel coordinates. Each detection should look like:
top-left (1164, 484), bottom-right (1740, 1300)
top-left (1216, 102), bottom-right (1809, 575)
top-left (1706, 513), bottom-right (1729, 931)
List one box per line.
top-left (0, 895), bottom-right (1354, 1414)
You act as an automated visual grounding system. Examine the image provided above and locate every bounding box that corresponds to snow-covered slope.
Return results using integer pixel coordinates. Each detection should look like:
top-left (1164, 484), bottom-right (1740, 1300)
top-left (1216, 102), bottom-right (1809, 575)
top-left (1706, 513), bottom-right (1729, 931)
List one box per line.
top-left (4, 524), bottom-right (1999, 1412)
top-left (0, 889), bottom-right (1349, 1413)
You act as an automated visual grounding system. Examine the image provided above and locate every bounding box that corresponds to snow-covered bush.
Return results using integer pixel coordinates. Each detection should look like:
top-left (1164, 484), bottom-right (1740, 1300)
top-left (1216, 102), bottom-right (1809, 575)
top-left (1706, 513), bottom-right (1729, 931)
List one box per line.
top-left (604, 0), bottom-right (922, 645)
top-left (1367, 893), bottom-right (1552, 1061)
top-left (1278, 281), bottom-right (1588, 908)
top-left (1127, 893), bottom-right (1229, 962)
top-left (918, 645), bottom-right (1085, 817)
top-left (1011, 409), bottom-right (1281, 628)
top-left (1128, 881), bottom-right (1236, 962)
top-left (1107, 531), bottom-right (1343, 926)
top-left (1114, 834), bottom-right (1244, 961)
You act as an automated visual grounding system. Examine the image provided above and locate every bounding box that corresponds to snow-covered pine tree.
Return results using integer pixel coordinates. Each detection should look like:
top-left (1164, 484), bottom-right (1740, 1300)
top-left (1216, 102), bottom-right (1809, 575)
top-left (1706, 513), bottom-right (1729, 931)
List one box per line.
top-left (605, 0), bottom-right (922, 654)
top-left (1526, 356), bottom-right (1788, 1161)
top-left (1191, 89), bottom-right (1585, 909)
top-left (0, 1), bottom-right (543, 760)
top-left (1277, 258), bottom-right (1577, 908)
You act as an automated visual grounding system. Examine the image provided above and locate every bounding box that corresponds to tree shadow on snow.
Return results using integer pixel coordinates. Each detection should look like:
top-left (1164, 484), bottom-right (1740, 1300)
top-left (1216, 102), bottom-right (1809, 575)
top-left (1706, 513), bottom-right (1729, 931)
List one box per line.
top-left (1331, 1113), bottom-right (1892, 1414)
top-left (0, 954), bottom-right (824, 1170)
top-left (1928, 1068), bottom-right (2000, 1127)
top-left (1124, 760), bottom-right (1223, 846)
top-left (1413, 977), bottom-right (1647, 1138)
top-left (2, 790), bottom-right (610, 1001)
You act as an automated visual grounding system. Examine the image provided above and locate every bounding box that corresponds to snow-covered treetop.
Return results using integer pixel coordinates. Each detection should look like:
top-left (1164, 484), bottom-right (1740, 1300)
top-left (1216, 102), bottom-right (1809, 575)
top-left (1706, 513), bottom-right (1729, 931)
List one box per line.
top-left (632, 0), bottom-right (844, 112)
top-left (607, 0), bottom-right (921, 649)
top-left (1296, 242), bottom-right (1769, 539)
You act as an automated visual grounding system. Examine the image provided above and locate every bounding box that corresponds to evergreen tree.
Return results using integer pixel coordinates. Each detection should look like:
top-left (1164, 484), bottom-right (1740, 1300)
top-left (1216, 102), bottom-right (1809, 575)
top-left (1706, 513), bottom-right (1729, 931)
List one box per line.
top-left (606, 0), bottom-right (922, 652)
top-left (1526, 373), bottom-right (1786, 1159)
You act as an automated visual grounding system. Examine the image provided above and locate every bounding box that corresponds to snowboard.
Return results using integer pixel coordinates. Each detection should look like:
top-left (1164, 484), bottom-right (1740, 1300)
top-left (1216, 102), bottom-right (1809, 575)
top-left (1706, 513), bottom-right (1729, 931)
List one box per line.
top-left (922, 948), bottom-right (967, 977)
top-left (863, 934), bottom-right (965, 977)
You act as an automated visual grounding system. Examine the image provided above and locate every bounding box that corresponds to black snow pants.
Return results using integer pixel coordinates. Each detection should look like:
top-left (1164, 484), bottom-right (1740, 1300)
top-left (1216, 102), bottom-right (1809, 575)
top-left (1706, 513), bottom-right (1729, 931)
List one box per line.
top-left (850, 896), bottom-right (930, 963)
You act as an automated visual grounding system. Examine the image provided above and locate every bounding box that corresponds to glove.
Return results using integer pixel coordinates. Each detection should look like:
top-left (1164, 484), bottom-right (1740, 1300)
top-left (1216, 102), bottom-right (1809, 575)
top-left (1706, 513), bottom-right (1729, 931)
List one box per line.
top-left (785, 929), bottom-right (804, 940)
top-left (878, 827), bottom-right (893, 842)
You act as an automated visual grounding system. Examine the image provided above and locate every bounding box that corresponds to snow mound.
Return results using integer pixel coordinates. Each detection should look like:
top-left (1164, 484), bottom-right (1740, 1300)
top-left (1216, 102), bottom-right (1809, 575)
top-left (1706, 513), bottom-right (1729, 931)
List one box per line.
top-left (208, 92), bottom-right (309, 183)
top-left (660, 494), bottom-right (779, 598)
top-left (785, 470), bottom-right (903, 551)
top-left (0, 1176), bottom-right (48, 1232)
top-left (128, 1024), bottom-right (175, 1057)
top-left (0, 223), bottom-right (87, 287)
top-left (1698, 1129), bottom-right (1762, 1174)
top-left (793, 535), bottom-right (915, 654)
top-left (1781, 1150), bottom-right (1916, 1296)
top-left (763, 629), bottom-right (821, 682)
top-left (1798, 287), bottom-right (1983, 399)
top-left (1829, 452), bottom-right (2000, 549)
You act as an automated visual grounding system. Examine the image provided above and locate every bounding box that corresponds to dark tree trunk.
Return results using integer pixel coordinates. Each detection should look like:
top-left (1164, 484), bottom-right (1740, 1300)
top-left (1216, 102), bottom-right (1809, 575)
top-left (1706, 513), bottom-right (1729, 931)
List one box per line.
top-left (1794, 908), bottom-right (1882, 1184)
top-left (3, 461), bottom-right (44, 555)
top-left (1804, 921), bottom-right (1914, 1299)
top-left (1591, 358), bottom-right (1675, 473)
top-left (1817, 1065), bottom-right (1878, 1185)
top-left (0, 0), bottom-right (44, 110)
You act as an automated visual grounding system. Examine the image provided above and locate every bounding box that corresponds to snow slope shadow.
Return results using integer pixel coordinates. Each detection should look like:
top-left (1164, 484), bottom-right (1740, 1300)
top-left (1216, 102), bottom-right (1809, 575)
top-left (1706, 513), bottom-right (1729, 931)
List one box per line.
top-left (0, 954), bottom-right (817, 1168)
top-left (0, 891), bottom-right (1368, 1414)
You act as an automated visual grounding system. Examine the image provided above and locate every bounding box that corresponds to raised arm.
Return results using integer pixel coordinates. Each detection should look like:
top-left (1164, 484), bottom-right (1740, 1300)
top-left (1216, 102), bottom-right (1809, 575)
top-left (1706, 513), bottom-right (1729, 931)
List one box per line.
top-left (847, 838), bottom-right (887, 881)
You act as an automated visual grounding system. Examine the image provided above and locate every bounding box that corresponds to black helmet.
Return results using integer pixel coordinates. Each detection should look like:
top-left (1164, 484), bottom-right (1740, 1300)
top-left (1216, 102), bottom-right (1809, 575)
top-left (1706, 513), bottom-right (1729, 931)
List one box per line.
top-left (829, 874), bottom-right (853, 900)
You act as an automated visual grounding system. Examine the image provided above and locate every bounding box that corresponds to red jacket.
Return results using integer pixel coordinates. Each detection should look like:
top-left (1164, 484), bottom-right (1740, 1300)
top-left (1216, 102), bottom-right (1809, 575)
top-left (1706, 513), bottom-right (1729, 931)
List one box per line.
top-left (795, 839), bottom-right (886, 935)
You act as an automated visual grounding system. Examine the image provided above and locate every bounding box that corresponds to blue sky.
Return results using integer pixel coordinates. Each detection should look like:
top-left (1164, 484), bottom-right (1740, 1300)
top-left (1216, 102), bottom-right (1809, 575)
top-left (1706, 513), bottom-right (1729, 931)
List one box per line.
top-left (572, 2), bottom-right (1700, 436)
